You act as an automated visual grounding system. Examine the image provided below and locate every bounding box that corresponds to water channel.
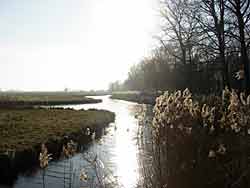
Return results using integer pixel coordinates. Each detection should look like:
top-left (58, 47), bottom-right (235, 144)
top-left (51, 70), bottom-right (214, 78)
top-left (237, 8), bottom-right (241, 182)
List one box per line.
top-left (3, 95), bottom-right (153, 188)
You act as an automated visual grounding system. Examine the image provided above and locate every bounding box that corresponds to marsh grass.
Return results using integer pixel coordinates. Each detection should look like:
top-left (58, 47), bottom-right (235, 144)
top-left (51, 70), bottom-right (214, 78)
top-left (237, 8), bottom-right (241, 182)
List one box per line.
top-left (0, 108), bottom-right (115, 152)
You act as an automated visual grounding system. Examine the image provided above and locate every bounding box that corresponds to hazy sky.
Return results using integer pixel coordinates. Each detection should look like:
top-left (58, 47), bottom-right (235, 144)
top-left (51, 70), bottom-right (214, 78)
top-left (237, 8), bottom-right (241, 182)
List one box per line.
top-left (0, 0), bottom-right (159, 91)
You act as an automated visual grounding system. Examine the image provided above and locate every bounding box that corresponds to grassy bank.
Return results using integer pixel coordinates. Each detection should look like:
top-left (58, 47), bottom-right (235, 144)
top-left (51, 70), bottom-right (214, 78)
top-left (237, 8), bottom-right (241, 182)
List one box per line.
top-left (0, 92), bottom-right (102, 107)
top-left (0, 108), bottom-right (115, 184)
top-left (0, 108), bottom-right (115, 152)
top-left (110, 91), bottom-right (160, 105)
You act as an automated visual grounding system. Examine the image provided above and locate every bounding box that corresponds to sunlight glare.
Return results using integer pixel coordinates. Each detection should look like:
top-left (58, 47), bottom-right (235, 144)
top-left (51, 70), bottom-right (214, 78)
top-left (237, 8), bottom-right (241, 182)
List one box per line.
top-left (113, 105), bottom-right (139, 188)
top-left (0, 0), bottom-right (159, 91)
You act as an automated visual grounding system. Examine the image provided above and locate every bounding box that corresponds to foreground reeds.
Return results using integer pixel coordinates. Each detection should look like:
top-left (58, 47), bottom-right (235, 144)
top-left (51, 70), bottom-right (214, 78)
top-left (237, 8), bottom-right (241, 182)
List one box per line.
top-left (149, 88), bottom-right (250, 188)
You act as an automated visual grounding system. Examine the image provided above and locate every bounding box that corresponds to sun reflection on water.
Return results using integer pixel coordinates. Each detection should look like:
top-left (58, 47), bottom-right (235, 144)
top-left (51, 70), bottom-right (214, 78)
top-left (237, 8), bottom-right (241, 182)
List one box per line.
top-left (76, 97), bottom-right (142, 188)
top-left (12, 96), bottom-right (146, 188)
top-left (112, 104), bottom-right (140, 188)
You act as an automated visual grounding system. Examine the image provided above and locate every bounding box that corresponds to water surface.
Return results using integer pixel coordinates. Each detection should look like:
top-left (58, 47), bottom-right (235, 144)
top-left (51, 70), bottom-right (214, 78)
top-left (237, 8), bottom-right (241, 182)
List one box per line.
top-left (8, 95), bottom-right (152, 188)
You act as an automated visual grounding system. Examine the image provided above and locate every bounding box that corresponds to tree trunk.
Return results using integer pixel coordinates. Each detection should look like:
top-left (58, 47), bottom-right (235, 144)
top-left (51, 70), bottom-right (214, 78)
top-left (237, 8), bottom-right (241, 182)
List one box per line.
top-left (237, 8), bottom-right (250, 93)
top-left (220, 49), bottom-right (230, 88)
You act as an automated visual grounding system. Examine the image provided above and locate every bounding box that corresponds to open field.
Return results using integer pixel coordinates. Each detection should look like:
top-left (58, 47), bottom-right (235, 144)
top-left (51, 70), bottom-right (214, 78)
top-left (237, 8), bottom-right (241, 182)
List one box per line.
top-left (0, 108), bottom-right (115, 151)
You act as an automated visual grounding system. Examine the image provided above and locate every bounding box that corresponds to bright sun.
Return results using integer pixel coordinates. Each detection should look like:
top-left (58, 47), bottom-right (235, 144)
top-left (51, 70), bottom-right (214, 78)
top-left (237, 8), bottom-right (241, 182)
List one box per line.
top-left (77, 0), bottom-right (159, 90)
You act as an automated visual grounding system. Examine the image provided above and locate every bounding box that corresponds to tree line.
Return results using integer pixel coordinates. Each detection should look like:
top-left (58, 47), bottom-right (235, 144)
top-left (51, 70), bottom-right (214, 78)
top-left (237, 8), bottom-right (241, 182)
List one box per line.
top-left (110, 0), bottom-right (250, 94)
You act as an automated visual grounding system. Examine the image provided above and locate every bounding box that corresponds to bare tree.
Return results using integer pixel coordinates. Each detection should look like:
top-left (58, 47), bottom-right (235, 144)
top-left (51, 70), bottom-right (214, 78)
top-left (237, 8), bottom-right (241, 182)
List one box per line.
top-left (159, 0), bottom-right (200, 90)
top-left (226, 0), bottom-right (250, 92)
top-left (160, 0), bottom-right (198, 65)
top-left (195, 0), bottom-right (230, 88)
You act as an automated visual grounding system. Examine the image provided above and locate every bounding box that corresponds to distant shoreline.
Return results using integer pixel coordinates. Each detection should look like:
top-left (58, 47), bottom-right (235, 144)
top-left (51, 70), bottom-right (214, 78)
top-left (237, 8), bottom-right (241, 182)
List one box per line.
top-left (110, 91), bottom-right (160, 105)
top-left (0, 93), bottom-right (102, 108)
top-left (0, 98), bottom-right (102, 108)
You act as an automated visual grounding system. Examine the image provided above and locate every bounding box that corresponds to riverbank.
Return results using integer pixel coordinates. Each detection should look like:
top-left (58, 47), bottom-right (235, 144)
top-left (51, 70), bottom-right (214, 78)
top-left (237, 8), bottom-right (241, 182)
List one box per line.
top-left (110, 91), bottom-right (160, 105)
top-left (0, 92), bottom-right (102, 108)
top-left (0, 108), bottom-right (115, 184)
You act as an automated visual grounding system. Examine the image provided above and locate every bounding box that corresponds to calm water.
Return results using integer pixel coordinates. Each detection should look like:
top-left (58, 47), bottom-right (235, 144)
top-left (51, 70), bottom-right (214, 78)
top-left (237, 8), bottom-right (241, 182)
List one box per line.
top-left (4, 95), bottom-right (153, 188)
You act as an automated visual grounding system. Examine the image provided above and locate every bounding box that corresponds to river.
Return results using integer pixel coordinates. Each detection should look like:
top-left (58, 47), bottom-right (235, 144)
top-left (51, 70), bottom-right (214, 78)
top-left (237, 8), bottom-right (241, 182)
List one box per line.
top-left (4, 95), bottom-right (153, 188)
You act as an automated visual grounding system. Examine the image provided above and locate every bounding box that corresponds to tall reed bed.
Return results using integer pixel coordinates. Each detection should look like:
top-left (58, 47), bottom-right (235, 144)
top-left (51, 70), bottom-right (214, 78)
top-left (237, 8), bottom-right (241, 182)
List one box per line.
top-left (150, 88), bottom-right (250, 188)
